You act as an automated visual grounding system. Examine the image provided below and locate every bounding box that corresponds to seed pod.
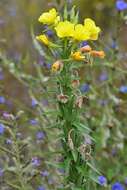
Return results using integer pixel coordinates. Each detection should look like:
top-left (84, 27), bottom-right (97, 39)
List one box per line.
top-left (57, 94), bottom-right (69, 103)
top-left (71, 79), bottom-right (80, 88)
top-left (68, 129), bottom-right (74, 150)
top-left (75, 96), bottom-right (83, 108)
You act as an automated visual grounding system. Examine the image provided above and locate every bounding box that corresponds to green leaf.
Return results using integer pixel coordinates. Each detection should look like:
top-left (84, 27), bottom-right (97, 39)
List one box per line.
top-left (87, 162), bottom-right (101, 175)
top-left (6, 166), bottom-right (17, 172)
top-left (89, 173), bottom-right (100, 184)
top-left (72, 150), bottom-right (78, 162)
top-left (70, 6), bottom-right (76, 22)
top-left (64, 157), bottom-right (71, 174)
top-left (64, 6), bottom-right (68, 20)
top-left (73, 122), bottom-right (92, 134)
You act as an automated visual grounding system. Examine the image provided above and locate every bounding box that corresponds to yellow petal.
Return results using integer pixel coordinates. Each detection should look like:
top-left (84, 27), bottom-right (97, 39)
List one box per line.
top-left (55, 21), bottom-right (74, 38)
top-left (84, 18), bottom-right (101, 41)
top-left (72, 24), bottom-right (90, 41)
top-left (36, 34), bottom-right (49, 46)
top-left (38, 8), bottom-right (58, 25)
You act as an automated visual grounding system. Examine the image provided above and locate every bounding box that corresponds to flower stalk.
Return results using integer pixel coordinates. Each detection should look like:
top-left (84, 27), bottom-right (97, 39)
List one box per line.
top-left (36, 5), bottom-right (105, 189)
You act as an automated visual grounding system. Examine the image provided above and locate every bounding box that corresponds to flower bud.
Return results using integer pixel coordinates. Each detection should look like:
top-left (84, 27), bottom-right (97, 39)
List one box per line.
top-left (51, 60), bottom-right (63, 72)
top-left (80, 45), bottom-right (92, 53)
top-left (71, 51), bottom-right (85, 61)
top-left (36, 34), bottom-right (50, 46)
top-left (90, 50), bottom-right (105, 58)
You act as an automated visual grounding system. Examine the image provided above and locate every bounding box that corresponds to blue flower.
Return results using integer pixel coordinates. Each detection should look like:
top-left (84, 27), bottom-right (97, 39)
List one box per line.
top-left (0, 71), bottom-right (4, 80)
top-left (99, 72), bottom-right (108, 81)
top-left (0, 168), bottom-right (4, 177)
top-left (98, 176), bottom-right (107, 186)
top-left (112, 182), bottom-right (125, 190)
top-left (0, 96), bottom-right (5, 104)
top-left (116, 0), bottom-right (127, 11)
top-left (36, 131), bottom-right (45, 140)
top-left (46, 63), bottom-right (51, 69)
top-left (31, 157), bottom-right (40, 166)
top-left (6, 139), bottom-right (12, 145)
top-left (81, 41), bottom-right (88, 47)
top-left (37, 186), bottom-right (46, 190)
top-left (98, 99), bottom-right (108, 106)
top-left (31, 99), bottom-right (38, 107)
top-left (80, 84), bottom-right (90, 93)
top-left (40, 170), bottom-right (49, 177)
top-left (29, 119), bottom-right (38, 125)
top-left (0, 124), bottom-right (5, 135)
top-left (46, 30), bottom-right (54, 37)
top-left (111, 41), bottom-right (118, 49)
top-left (119, 85), bottom-right (127, 93)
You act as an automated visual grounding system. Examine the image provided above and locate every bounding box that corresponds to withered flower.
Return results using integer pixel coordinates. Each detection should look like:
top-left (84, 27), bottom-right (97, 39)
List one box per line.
top-left (71, 79), bottom-right (80, 88)
top-left (57, 94), bottom-right (69, 103)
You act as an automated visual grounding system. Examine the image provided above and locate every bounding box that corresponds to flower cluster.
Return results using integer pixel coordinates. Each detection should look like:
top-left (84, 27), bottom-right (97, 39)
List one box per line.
top-left (36, 8), bottom-right (101, 45)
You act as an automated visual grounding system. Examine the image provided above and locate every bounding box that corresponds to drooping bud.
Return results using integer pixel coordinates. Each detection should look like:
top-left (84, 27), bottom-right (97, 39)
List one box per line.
top-left (71, 51), bottom-right (85, 61)
top-left (36, 34), bottom-right (50, 46)
top-left (90, 50), bottom-right (105, 58)
top-left (80, 45), bottom-right (92, 53)
top-left (51, 60), bottom-right (63, 72)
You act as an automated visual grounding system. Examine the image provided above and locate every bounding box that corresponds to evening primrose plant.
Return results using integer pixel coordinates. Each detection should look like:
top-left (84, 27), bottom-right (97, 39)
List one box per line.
top-left (36, 6), bottom-right (105, 190)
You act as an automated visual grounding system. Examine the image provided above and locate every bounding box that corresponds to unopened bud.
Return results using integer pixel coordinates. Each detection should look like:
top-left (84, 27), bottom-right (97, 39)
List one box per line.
top-left (51, 60), bottom-right (63, 72)
top-left (80, 45), bottom-right (92, 53)
top-left (90, 50), bottom-right (105, 58)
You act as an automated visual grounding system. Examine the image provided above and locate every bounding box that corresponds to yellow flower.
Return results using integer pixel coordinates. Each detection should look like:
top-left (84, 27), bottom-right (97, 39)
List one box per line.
top-left (72, 24), bottom-right (90, 41)
top-left (84, 18), bottom-right (101, 40)
top-left (38, 8), bottom-right (59, 25)
top-left (55, 21), bottom-right (74, 38)
top-left (36, 34), bottom-right (50, 46)
top-left (71, 51), bottom-right (85, 61)
top-left (51, 60), bottom-right (63, 72)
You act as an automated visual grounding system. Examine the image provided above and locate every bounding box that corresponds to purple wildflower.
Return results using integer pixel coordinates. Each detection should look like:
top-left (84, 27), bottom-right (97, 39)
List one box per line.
top-left (40, 170), bottom-right (49, 177)
top-left (81, 41), bottom-right (88, 47)
top-left (116, 0), bottom-right (127, 11)
top-left (99, 72), bottom-right (108, 81)
top-left (31, 99), bottom-right (38, 107)
top-left (119, 85), bottom-right (127, 93)
top-left (0, 96), bottom-right (5, 104)
top-left (37, 186), bottom-right (46, 190)
top-left (98, 176), bottom-right (107, 186)
top-left (80, 84), bottom-right (90, 93)
top-left (6, 139), bottom-right (12, 145)
top-left (36, 131), bottom-right (45, 140)
top-left (0, 168), bottom-right (4, 177)
top-left (31, 157), bottom-right (40, 166)
top-left (29, 119), bottom-right (38, 125)
top-left (112, 182), bottom-right (125, 190)
top-left (0, 124), bottom-right (5, 135)
top-left (0, 71), bottom-right (4, 80)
